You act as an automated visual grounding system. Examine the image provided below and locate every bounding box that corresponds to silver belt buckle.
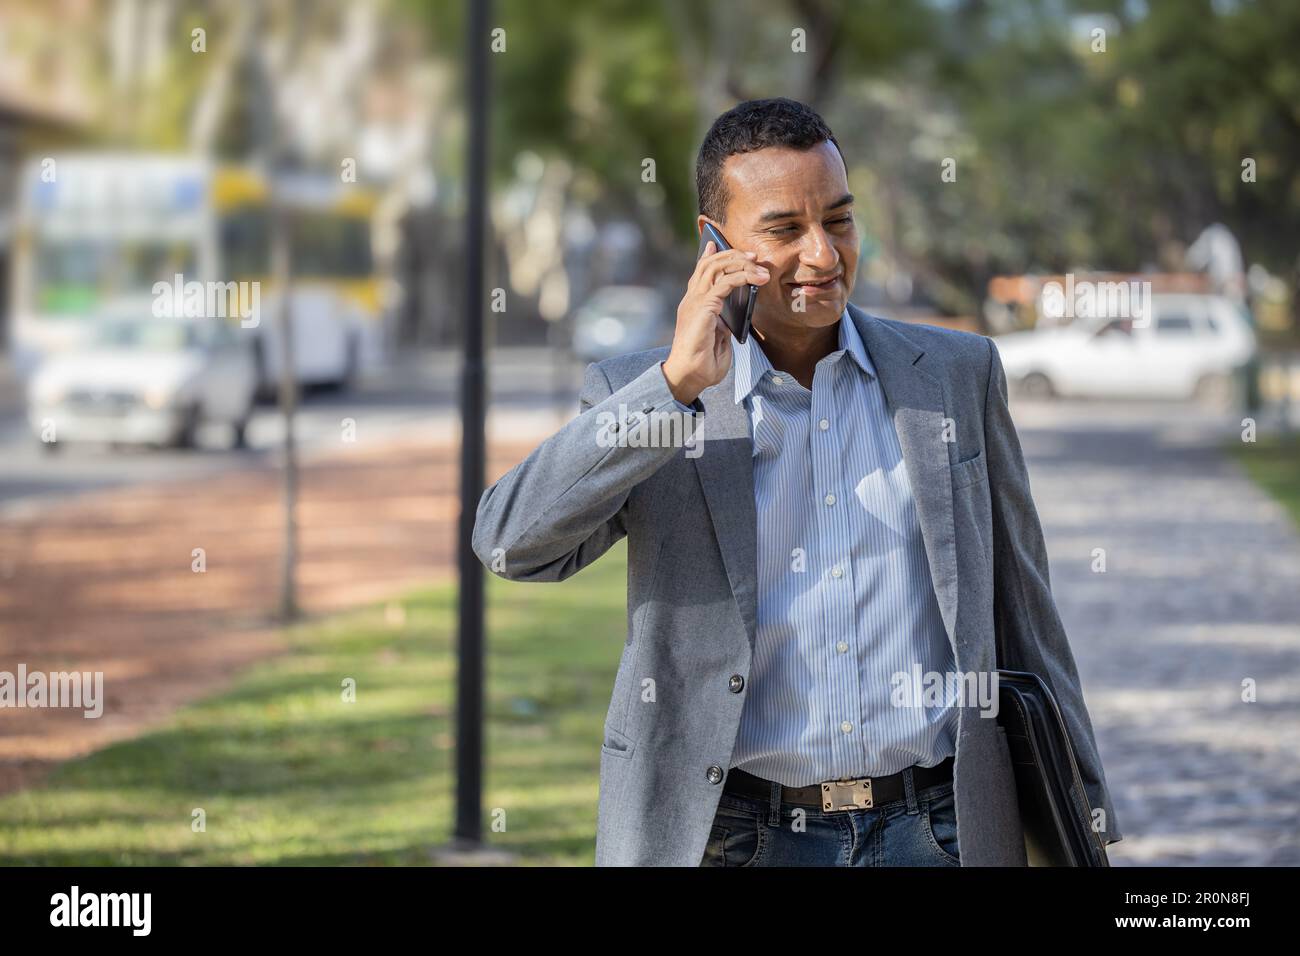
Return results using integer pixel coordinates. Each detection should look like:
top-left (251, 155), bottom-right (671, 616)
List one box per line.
top-left (821, 776), bottom-right (874, 812)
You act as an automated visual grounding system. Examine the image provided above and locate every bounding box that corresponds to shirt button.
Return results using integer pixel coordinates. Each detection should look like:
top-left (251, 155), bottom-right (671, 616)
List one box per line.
top-left (728, 674), bottom-right (745, 693)
top-left (771, 375), bottom-right (783, 385)
top-left (831, 565), bottom-right (843, 578)
top-left (837, 641), bottom-right (849, 653)
top-left (841, 721), bottom-right (853, 734)
top-left (824, 493), bottom-right (836, 506)
top-left (706, 766), bottom-right (724, 784)
top-left (819, 419), bottom-right (829, 430)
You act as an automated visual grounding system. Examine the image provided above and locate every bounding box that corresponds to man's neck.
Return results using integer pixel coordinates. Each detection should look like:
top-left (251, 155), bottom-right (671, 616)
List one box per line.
top-left (752, 315), bottom-right (841, 390)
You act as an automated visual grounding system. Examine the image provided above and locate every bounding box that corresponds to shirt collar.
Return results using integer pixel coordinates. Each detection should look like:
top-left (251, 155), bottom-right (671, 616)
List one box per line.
top-left (733, 307), bottom-right (876, 404)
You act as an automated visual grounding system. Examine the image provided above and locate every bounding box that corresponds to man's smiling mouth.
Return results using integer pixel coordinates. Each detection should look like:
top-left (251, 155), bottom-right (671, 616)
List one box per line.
top-left (789, 274), bottom-right (841, 293)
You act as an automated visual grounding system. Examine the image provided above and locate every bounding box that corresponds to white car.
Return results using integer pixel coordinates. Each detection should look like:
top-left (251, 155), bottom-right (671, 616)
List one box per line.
top-left (27, 316), bottom-right (258, 450)
top-left (993, 294), bottom-right (1256, 401)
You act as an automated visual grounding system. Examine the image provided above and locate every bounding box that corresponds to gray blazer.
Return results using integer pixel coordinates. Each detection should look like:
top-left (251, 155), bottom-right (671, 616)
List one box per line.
top-left (472, 303), bottom-right (1122, 865)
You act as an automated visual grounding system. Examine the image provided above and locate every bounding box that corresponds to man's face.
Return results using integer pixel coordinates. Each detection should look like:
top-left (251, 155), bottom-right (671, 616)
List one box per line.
top-left (698, 140), bottom-right (858, 337)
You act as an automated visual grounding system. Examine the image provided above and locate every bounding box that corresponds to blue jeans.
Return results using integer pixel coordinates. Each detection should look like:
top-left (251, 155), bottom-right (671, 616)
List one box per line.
top-left (700, 769), bottom-right (961, 867)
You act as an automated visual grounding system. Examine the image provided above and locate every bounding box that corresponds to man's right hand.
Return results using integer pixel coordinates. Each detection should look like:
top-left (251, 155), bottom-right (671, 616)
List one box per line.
top-left (661, 240), bottom-right (770, 406)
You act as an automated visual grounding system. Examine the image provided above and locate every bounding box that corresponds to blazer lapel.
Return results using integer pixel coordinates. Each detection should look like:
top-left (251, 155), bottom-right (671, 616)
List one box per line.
top-left (851, 305), bottom-right (960, 658)
top-left (691, 359), bottom-right (759, 651)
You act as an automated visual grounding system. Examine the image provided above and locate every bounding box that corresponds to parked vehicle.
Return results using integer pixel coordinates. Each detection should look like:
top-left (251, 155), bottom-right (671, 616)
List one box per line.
top-left (992, 294), bottom-right (1256, 402)
top-left (27, 315), bottom-right (258, 450)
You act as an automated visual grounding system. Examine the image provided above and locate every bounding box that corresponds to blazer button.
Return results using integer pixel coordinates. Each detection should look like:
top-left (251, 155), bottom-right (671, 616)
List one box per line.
top-left (728, 674), bottom-right (744, 693)
top-left (706, 766), bottom-right (724, 785)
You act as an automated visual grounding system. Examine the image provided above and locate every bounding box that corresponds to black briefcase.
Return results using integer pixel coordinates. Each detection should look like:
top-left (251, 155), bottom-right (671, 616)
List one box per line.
top-left (995, 668), bottom-right (1111, 866)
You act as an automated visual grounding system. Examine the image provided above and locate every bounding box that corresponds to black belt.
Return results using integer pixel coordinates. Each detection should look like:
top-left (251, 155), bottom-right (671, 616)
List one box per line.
top-left (724, 756), bottom-right (954, 812)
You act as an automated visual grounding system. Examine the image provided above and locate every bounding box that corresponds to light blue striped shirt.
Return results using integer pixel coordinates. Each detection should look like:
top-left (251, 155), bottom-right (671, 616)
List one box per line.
top-left (672, 310), bottom-right (957, 787)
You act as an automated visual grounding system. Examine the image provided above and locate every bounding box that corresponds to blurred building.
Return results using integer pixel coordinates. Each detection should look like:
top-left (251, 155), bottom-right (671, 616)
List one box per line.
top-left (0, 0), bottom-right (454, 368)
top-left (0, 0), bottom-right (97, 354)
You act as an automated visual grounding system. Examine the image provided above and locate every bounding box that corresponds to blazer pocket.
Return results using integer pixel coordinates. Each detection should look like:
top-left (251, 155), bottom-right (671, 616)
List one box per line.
top-left (600, 725), bottom-right (636, 760)
top-left (950, 450), bottom-right (987, 491)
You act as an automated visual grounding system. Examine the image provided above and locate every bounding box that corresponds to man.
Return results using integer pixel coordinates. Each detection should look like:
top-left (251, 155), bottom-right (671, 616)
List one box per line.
top-left (473, 97), bottom-right (1121, 866)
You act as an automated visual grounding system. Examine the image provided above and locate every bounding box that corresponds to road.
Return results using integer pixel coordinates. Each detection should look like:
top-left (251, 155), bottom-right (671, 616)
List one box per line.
top-left (1010, 399), bottom-right (1300, 866)
top-left (0, 348), bottom-right (583, 515)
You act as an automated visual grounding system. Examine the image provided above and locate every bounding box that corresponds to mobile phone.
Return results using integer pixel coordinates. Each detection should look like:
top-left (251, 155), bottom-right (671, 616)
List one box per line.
top-left (697, 221), bottom-right (757, 345)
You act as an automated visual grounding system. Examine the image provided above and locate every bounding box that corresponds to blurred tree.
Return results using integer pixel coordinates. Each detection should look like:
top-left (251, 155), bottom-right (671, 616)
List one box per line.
top-left (25, 0), bottom-right (1300, 325)
top-left (417, 0), bottom-right (932, 280)
top-left (418, 0), bottom-right (1299, 323)
top-left (885, 0), bottom-right (1300, 315)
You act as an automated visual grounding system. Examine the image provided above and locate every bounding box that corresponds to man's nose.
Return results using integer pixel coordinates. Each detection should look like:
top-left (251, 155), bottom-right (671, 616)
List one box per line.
top-left (801, 225), bottom-right (839, 270)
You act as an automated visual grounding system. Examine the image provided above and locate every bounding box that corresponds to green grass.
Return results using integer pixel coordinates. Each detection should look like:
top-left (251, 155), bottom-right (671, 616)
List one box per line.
top-left (1227, 433), bottom-right (1300, 530)
top-left (0, 541), bottom-right (631, 865)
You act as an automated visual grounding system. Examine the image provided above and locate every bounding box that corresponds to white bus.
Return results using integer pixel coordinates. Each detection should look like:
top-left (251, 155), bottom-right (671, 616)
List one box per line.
top-left (9, 153), bottom-right (384, 391)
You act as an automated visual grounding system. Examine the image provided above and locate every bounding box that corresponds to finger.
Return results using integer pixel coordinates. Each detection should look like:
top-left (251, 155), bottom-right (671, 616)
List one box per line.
top-left (700, 248), bottom-right (757, 278)
top-left (703, 248), bottom-right (756, 262)
top-left (717, 259), bottom-right (769, 280)
top-left (692, 248), bottom-right (754, 293)
top-left (692, 243), bottom-right (737, 288)
top-left (710, 265), bottom-right (770, 291)
top-left (703, 247), bottom-right (755, 262)
top-left (703, 259), bottom-right (768, 291)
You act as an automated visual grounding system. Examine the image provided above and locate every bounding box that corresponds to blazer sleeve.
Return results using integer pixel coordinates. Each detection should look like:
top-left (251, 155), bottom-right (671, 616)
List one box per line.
top-left (983, 336), bottom-right (1123, 845)
top-left (471, 359), bottom-right (704, 582)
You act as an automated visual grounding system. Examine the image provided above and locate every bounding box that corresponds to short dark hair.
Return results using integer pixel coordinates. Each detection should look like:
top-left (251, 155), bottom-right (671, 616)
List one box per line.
top-left (695, 97), bottom-right (842, 224)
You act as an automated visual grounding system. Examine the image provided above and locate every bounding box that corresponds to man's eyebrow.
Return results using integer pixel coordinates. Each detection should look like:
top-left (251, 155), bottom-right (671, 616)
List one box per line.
top-left (756, 194), bottom-right (855, 224)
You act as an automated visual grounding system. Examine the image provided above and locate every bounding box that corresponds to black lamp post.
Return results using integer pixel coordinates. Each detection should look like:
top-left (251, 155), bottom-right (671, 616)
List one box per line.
top-left (453, 0), bottom-right (491, 850)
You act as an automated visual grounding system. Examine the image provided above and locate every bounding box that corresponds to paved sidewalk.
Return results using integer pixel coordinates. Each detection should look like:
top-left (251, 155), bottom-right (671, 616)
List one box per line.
top-left (1011, 401), bottom-right (1300, 866)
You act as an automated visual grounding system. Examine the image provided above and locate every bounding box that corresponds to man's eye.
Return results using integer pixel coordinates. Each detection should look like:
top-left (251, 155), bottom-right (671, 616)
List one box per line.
top-left (829, 216), bottom-right (854, 226)
top-left (769, 225), bottom-right (797, 235)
